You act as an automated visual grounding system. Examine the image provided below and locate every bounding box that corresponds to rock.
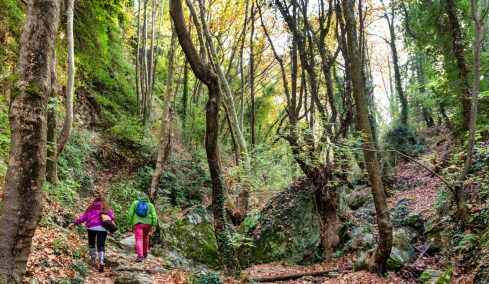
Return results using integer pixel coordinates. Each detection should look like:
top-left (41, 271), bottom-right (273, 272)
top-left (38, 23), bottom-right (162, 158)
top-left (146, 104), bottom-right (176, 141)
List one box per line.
top-left (418, 269), bottom-right (442, 283)
top-left (344, 225), bottom-right (376, 252)
top-left (114, 272), bottom-right (154, 284)
top-left (163, 250), bottom-right (210, 272)
top-left (28, 279), bottom-right (40, 284)
top-left (353, 201), bottom-right (376, 224)
top-left (120, 236), bottom-right (136, 254)
top-left (391, 198), bottom-right (414, 228)
top-left (105, 256), bottom-right (120, 268)
top-left (160, 205), bottom-right (220, 268)
top-left (393, 229), bottom-right (414, 260)
top-left (246, 180), bottom-right (321, 265)
top-left (424, 219), bottom-right (447, 254)
top-left (344, 189), bottom-right (371, 210)
top-left (406, 212), bottom-right (424, 232)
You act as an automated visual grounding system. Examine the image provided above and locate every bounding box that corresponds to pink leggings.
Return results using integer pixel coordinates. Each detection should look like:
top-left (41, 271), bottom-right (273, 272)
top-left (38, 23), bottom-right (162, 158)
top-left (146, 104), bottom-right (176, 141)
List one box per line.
top-left (134, 223), bottom-right (152, 257)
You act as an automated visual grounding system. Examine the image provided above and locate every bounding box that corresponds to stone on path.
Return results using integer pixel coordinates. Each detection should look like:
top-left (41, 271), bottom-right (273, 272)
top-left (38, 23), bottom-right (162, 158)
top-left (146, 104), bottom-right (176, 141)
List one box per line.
top-left (120, 235), bottom-right (136, 253)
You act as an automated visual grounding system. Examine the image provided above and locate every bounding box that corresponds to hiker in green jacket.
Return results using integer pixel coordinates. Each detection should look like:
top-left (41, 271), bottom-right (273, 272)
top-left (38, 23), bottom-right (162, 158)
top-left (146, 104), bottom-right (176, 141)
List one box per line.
top-left (127, 193), bottom-right (157, 262)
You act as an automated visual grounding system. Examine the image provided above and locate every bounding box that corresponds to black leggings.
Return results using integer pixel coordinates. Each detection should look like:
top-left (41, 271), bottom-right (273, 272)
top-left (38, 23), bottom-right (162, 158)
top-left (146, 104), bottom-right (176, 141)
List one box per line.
top-left (87, 230), bottom-right (108, 252)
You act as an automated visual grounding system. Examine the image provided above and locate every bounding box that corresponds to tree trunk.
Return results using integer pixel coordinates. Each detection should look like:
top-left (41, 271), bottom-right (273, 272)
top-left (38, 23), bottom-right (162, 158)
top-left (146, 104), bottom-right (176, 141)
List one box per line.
top-left (445, 0), bottom-right (471, 131)
top-left (239, 0), bottom-right (249, 131)
top-left (46, 53), bottom-right (59, 185)
top-left (170, 0), bottom-right (239, 275)
top-left (0, 0), bottom-right (60, 282)
top-left (458, 0), bottom-right (489, 222)
top-left (150, 28), bottom-right (177, 204)
top-left (343, 0), bottom-right (392, 274)
top-left (145, 0), bottom-right (158, 125)
top-left (181, 61), bottom-right (189, 124)
top-left (57, 0), bottom-right (75, 159)
top-left (135, 0), bottom-right (142, 114)
top-left (380, 0), bottom-right (408, 125)
top-left (141, 0), bottom-right (149, 124)
top-left (249, 2), bottom-right (256, 147)
top-left (196, 0), bottom-right (250, 165)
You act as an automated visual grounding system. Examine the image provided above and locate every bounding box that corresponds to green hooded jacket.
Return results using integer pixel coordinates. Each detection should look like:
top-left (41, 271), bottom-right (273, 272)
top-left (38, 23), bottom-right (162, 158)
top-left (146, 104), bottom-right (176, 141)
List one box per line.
top-left (127, 196), bottom-right (157, 228)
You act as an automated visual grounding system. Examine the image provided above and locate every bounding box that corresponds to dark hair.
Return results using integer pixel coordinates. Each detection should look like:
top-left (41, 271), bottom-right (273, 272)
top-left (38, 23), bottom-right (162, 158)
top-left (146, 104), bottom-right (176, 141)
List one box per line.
top-left (85, 193), bottom-right (110, 213)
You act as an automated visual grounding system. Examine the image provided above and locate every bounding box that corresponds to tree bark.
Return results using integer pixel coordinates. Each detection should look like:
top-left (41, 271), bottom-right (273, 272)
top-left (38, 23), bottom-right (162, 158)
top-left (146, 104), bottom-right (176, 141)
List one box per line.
top-left (46, 53), bottom-right (59, 184)
top-left (445, 0), bottom-right (471, 131)
top-left (380, 0), bottom-right (408, 125)
top-left (343, 0), bottom-right (392, 274)
top-left (57, 0), bottom-right (75, 159)
top-left (150, 28), bottom-right (177, 204)
top-left (145, 0), bottom-right (158, 125)
top-left (0, 0), bottom-right (60, 282)
top-left (249, 2), bottom-right (256, 147)
top-left (141, 0), bottom-right (149, 124)
top-left (196, 0), bottom-right (250, 165)
top-left (170, 0), bottom-right (239, 275)
top-left (135, 0), bottom-right (142, 114)
top-left (458, 0), bottom-right (489, 222)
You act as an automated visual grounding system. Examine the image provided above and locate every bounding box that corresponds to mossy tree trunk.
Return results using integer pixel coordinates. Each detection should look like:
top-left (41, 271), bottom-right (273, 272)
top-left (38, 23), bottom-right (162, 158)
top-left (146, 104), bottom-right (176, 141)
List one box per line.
top-left (0, 0), bottom-right (60, 282)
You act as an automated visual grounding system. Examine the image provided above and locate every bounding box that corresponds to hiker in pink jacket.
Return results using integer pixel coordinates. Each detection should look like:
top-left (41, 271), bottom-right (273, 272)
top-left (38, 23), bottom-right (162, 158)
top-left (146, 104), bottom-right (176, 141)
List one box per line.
top-left (69, 194), bottom-right (115, 272)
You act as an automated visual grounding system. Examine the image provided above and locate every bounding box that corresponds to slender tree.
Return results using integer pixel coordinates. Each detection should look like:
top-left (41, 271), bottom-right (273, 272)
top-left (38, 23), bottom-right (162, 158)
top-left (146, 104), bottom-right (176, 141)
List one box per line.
top-left (380, 0), bottom-right (408, 125)
top-left (196, 0), bottom-right (250, 164)
top-left (0, 0), bottom-right (60, 282)
top-left (249, 2), bottom-right (256, 147)
top-left (170, 0), bottom-right (239, 275)
top-left (343, 0), bottom-right (392, 274)
top-left (458, 0), bottom-right (489, 221)
top-left (150, 28), bottom-right (177, 203)
top-left (46, 0), bottom-right (75, 184)
top-left (445, 0), bottom-right (471, 131)
top-left (135, 0), bottom-right (142, 114)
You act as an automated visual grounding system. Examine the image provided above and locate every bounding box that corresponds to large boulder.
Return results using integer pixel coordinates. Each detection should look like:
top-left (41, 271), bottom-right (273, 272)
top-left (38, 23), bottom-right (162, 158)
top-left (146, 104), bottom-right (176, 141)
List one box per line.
top-left (245, 180), bottom-right (321, 264)
top-left (159, 205), bottom-right (220, 269)
top-left (344, 189), bottom-right (371, 210)
top-left (388, 229), bottom-right (415, 270)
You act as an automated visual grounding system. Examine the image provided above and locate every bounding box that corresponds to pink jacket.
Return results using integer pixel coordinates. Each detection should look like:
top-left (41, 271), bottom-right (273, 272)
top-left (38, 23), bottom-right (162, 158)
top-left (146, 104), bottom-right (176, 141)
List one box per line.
top-left (73, 201), bottom-right (115, 228)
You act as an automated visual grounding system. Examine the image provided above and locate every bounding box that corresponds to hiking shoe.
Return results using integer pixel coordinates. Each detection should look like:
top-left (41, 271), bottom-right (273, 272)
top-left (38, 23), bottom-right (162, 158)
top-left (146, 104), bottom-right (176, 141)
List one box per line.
top-left (136, 256), bottom-right (143, 262)
top-left (99, 264), bottom-right (104, 273)
top-left (143, 254), bottom-right (148, 259)
top-left (89, 258), bottom-right (96, 267)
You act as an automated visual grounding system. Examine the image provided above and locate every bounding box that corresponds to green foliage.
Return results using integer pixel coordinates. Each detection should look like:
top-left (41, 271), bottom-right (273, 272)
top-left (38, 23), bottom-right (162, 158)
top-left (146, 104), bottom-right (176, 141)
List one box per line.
top-left (383, 124), bottom-right (426, 155)
top-left (133, 166), bottom-right (154, 194)
top-left (45, 180), bottom-right (79, 209)
top-left (191, 272), bottom-right (223, 284)
top-left (107, 181), bottom-right (141, 232)
top-left (53, 237), bottom-right (72, 256)
top-left (58, 129), bottom-right (97, 186)
top-left (160, 171), bottom-right (185, 206)
top-left (226, 142), bottom-right (299, 196)
top-left (454, 233), bottom-right (477, 253)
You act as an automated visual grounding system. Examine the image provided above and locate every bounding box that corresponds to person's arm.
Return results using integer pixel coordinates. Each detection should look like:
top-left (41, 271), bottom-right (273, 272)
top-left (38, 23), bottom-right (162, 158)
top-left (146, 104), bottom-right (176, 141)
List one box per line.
top-left (127, 201), bottom-right (136, 227)
top-left (73, 212), bottom-right (88, 225)
top-left (109, 209), bottom-right (115, 220)
top-left (150, 203), bottom-right (157, 229)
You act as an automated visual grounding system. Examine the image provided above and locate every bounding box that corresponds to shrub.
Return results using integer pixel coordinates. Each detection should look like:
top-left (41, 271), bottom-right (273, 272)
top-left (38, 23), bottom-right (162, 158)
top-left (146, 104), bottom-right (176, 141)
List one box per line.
top-left (107, 181), bottom-right (141, 232)
top-left (191, 272), bottom-right (223, 284)
top-left (383, 124), bottom-right (426, 156)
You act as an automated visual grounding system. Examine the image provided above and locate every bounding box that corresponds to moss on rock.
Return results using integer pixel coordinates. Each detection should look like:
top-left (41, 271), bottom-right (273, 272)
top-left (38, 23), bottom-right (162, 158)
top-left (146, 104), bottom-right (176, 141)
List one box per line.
top-left (160, 205), bottom-right (220, 268)
top-left (246, 179), bottom-right (321, 264)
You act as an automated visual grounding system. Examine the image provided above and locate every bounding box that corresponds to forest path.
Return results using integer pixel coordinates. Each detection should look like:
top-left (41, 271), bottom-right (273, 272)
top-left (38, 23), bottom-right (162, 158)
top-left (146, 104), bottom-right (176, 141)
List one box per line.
top-left (82, 234), bottom-right (174, 284)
